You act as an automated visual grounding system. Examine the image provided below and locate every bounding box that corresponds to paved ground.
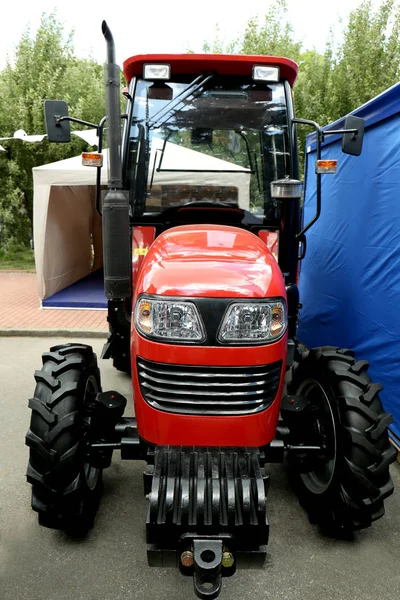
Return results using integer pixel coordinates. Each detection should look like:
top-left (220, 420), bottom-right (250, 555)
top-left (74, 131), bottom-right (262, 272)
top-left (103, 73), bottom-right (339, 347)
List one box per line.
top-left (0, 272), bottom-right (107, 333)
top-left (1, 337), bottom-right (399, 600)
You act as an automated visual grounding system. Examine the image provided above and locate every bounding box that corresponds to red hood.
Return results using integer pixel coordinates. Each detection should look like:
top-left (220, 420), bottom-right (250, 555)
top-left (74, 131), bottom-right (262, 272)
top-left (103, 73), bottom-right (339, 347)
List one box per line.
top-left (136, 224), bottom-right (285, 299)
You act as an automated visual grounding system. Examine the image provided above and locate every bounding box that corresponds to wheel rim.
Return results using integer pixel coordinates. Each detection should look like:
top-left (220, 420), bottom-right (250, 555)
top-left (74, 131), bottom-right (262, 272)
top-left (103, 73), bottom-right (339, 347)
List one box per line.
top-left (295, 378), bottom-right (337, 495)
top-left (83, 374), bottom-right (100, 491)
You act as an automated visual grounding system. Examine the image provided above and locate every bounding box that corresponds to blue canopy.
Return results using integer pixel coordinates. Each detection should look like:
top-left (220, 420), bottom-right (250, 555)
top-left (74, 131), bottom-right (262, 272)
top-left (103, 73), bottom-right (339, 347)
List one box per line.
top-left (298, 82), bottom-right (400, 445)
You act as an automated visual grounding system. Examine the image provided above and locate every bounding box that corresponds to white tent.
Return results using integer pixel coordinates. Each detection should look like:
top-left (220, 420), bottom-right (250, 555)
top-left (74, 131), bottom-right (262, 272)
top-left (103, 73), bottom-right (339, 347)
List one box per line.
top-left (148, 137), bottom-right (251, 209)
top-left (33, 154), bottom-right (107, 301)
top-left (33, 143), bottom-right (251, 301)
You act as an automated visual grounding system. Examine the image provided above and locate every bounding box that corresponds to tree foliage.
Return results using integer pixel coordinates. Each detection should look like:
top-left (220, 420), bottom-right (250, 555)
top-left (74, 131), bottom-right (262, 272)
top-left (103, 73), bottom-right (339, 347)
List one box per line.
top-left (237, 1), bottom-right (302, 60)
top-left (328, 0), bottom-right (400, 118)
top-left (0, 13), bottom-right (105, 249)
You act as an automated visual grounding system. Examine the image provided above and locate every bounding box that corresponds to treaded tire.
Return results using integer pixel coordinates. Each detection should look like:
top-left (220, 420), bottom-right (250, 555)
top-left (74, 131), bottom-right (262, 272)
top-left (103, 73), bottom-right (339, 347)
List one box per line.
top-left (286, 346), bottom-right (396, 535)
top-left (26, 343), bottom-right (103, 533)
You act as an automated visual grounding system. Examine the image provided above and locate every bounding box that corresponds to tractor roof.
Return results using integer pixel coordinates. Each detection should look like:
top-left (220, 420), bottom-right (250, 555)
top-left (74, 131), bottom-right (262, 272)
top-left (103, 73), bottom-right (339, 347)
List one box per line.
top-left (123, 54), bottom-right (298, 87)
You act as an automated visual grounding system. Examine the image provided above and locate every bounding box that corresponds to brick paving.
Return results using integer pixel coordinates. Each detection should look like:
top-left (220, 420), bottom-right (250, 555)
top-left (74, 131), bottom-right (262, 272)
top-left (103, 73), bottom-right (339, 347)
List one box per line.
top-left (0, 272), bottom-right (107, 332)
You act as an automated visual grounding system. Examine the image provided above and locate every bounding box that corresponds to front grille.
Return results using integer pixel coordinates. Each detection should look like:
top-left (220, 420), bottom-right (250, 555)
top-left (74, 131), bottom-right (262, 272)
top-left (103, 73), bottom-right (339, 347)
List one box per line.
top-left (137, 357), bottom-right (282, 415)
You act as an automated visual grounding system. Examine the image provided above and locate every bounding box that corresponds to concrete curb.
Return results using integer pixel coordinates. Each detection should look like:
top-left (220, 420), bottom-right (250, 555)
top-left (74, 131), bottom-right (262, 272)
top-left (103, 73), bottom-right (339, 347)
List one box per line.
top-left (0, 270), bottom-right (36, 274)
top-left (0, 328), bottom-right (108, 338)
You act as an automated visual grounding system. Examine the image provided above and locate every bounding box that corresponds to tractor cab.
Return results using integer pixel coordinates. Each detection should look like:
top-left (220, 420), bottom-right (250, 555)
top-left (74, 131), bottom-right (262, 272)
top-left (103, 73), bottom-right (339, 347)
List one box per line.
top-left (124, 55), bottom-right (295, 226)
top-left (122, 54), bottom-right (299, 281)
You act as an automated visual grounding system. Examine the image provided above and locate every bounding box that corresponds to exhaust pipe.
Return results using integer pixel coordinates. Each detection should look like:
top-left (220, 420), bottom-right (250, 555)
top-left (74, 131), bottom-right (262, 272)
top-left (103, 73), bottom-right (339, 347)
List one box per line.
top-left (101, 20), bottom-right (131, 300)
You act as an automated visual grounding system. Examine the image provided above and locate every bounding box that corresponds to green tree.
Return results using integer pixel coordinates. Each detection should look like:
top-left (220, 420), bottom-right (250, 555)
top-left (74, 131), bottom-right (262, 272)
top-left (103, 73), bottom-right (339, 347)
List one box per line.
top-left (0, 155), bottom-right (31, 250)
top-left (203, 25), bottom-right (233, 54)
top-left (329, 0), bottom-right (400, 118)
top-left (0, 13), bottom-right (106, 249)
top-left (203, 1), bottom-right (302, 58)
top-left (237, 1), bottom-right (302, 60)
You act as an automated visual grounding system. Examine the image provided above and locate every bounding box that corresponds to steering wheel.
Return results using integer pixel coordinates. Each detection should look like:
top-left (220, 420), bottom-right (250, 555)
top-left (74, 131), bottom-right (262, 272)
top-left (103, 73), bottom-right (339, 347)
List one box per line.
top-left (161, 200), bottom-right (245, 221)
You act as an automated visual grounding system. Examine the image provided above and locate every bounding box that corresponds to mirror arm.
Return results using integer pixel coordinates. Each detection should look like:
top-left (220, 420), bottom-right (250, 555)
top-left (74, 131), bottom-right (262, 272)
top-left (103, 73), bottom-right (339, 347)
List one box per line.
top-left (324, 128), bottom-right (359, 140)
top-left (292, 118), bottom-right (322, 239)
top-left (56, 115), bottom-right (99, 130)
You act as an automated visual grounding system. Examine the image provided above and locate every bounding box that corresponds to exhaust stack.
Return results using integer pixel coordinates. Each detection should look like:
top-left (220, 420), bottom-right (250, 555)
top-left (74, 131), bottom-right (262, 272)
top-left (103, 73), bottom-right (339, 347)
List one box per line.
top-left (101, 20), bottom-right (131, 300)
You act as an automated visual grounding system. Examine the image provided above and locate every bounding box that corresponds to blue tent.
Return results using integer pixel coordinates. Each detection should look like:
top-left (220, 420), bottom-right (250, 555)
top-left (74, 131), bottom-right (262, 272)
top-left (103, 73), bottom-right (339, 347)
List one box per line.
top-left (298, 82), bottom-right (400, 447)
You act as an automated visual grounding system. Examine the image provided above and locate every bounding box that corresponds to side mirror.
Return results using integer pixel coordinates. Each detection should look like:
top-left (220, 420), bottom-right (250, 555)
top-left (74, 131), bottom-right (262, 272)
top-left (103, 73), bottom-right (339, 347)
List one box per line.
top-left (44, 100), bottom-right (71, 143)
top-left (342, 115), bottom-right (364, 156)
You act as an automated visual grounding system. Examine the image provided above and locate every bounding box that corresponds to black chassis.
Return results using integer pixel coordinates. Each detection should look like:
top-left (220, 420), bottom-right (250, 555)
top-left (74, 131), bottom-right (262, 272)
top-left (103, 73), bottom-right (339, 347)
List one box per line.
top-left (87, 383), bottom-right (319, 600)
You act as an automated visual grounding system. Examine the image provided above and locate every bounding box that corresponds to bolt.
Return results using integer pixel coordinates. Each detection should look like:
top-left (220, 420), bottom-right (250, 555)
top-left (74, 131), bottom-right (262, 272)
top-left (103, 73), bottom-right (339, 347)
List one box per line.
top-left (181, 550), bottom-right (194, 568)
top-left (222, 551), bottom-right (235, 568)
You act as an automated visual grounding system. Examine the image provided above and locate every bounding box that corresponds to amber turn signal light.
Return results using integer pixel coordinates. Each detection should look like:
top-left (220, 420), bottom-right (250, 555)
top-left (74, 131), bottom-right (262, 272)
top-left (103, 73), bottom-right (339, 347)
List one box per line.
top-left (82, 152), bottom-right (103, 167)
top-left (316, 159), bottom-right (337, 174)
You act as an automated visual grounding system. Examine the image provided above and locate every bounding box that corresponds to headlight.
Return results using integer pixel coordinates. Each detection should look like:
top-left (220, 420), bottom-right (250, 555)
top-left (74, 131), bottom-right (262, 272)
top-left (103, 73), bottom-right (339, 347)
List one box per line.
top-left (134, 297), bottom-right (206, 342)
top-left (218, 301), bottom-right (287, 343)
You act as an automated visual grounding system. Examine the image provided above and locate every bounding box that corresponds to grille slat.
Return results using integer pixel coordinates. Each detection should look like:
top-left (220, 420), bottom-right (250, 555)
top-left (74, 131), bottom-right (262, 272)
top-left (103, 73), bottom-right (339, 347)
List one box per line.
top-left (138, 361), bottom-right (275, 379)
top-left (137, 358), bottom-right (282, 416)
top-left (146, 393), bottom-right (265, 407)
top-left (140, 371), bottom-right (271, 388)
top-left (142, 380), bottom-right (267, 396)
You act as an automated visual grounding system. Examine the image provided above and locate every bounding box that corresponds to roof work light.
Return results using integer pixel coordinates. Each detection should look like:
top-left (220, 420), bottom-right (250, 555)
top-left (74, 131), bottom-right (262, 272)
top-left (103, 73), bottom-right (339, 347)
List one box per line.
top-left (143, 64), bottom-right (171, 80)
top-left (252, 65), bottom-right (280, 82)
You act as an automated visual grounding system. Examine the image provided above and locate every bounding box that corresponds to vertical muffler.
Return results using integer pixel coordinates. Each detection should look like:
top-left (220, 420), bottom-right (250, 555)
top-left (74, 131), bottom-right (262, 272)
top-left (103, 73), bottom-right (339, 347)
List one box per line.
top-left (101, 20), bottom-right (131, 300)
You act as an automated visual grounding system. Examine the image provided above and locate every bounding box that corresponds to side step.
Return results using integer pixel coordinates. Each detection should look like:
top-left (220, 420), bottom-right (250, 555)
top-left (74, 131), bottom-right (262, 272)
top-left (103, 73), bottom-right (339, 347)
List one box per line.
top-left (144, 446), bottom-right (269, 597)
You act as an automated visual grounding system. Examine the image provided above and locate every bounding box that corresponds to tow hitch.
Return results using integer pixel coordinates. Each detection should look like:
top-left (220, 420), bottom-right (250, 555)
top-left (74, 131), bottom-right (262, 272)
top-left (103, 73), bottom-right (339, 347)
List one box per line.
top-left (192, 539), bottom-right (223, 599)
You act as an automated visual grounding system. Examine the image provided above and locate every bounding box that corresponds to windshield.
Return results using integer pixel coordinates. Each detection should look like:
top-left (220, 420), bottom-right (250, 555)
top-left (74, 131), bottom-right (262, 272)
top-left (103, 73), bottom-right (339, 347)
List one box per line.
top-left (125, 75), bottom-right (290, 223)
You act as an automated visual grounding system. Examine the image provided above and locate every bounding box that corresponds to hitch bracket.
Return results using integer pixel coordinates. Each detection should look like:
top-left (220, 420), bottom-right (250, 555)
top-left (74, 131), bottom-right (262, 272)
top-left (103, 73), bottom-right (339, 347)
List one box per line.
top-left (193, 539), bottom-right (223, 600)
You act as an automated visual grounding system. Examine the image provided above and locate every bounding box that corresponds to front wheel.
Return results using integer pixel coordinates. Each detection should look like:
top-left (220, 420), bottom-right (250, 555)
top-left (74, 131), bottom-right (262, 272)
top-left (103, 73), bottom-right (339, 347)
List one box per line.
top-left (284, 346), bottom-right (396, 535)
top-left (26, 343), bottom-right (103, 533)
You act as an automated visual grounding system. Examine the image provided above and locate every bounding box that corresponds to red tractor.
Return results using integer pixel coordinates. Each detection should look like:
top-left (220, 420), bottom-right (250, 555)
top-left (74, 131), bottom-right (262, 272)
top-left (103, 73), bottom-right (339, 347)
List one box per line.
top-left (27, 22), bottom-right (396, 599)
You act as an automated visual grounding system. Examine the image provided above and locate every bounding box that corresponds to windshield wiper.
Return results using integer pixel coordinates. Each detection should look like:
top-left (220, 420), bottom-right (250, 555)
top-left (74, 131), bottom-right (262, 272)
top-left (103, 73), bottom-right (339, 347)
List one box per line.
top-left (234, 130), bottom-right (261, 191)
top-left (148, 74), bottom-right (213, 130)
top-left (149, 130), bottom-right (173, 191)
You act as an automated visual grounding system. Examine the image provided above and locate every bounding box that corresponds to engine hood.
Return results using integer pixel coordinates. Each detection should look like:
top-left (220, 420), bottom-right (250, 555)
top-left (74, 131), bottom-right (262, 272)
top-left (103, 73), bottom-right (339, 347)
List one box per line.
top-left (136, 224), bottom-right (285, 298)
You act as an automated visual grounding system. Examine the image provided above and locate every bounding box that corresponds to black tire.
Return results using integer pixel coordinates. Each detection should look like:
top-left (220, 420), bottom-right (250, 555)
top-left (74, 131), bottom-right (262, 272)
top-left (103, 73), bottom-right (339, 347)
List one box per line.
top-left (26, 343), bottom-right (103, 533)
top-left (285, 346), bottom-right (396, 535)
top-left (112, 352), bottom-right (131, 375)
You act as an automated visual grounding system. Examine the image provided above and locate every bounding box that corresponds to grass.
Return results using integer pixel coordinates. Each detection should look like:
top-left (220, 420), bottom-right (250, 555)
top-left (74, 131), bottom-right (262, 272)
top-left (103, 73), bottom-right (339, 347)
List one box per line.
top-left (0, 245), bottom-right (36, 270)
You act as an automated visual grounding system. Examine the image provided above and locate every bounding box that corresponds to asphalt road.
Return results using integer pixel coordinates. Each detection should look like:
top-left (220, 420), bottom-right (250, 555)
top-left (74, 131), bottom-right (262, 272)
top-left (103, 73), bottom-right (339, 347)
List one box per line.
top-left (1, 336), bottom-right (399, 600)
